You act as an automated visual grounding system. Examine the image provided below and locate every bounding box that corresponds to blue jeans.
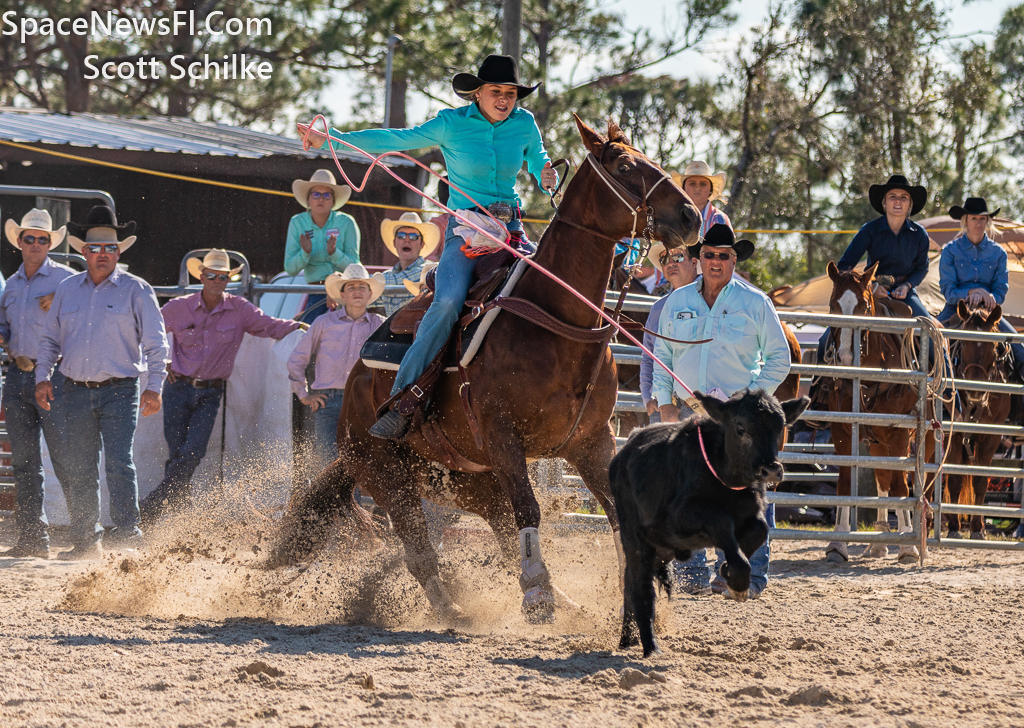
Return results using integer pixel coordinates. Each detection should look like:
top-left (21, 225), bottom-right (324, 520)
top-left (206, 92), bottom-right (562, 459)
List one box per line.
top-left (937, 303), bottom-right (1024, 377)
top-left (675, 503), bottom-right (773, 593)
top-left (60, 377), bottom-right (142, 546)
top-left (141, 379), bottom-right (224, 518)
top-left (3, 369), bottom-right (70, 546)
top-left (392, 216), bottom-right (524, 395)
top-left (311, 388), bottom-right (345, 472)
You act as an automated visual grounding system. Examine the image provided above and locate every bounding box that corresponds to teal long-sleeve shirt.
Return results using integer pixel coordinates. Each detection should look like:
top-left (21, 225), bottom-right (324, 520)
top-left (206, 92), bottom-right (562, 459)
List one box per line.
top-left (284, 209), bottom-right (360, 284)
top-left (652, 276), bottom-right (792, 405)
top-left (327, 104), bottom-right (551, 211)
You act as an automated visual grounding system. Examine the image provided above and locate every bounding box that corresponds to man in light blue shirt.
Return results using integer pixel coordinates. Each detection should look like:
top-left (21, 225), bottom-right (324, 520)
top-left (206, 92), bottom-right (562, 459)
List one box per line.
top-left (35, 206), bottom-right (168, 559)
top-left (652, 224), bottom-right (792, 598)
top-left (0, 209), bottom-right (76, 558)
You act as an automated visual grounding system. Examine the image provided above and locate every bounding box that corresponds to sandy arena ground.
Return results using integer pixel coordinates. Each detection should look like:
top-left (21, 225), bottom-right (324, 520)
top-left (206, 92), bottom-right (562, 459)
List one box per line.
top-left (2, 511), bottom-right (1024, 728)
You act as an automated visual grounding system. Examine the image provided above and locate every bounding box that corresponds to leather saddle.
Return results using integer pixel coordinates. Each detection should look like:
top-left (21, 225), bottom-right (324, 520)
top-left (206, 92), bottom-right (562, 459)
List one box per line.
top-left (360, 250), bottom-right (517, 370)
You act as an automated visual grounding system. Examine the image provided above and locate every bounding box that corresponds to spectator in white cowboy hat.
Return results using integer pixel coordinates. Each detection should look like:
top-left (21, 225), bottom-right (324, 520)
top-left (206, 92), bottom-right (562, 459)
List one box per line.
top-left (672, 161), bottom-right (732, 238)
top-left (35, 205), bottom-right (168, 560)
top-left (0, 209), bottom-right (76, 559)
top-left (379, 212), bottom-right (442, 316)
top-left (284, 169), bottom-right (360, 323)
top-left (287, 264), bottom-right (386, 477)
top-left (139, 250), bottom-right (307, 526)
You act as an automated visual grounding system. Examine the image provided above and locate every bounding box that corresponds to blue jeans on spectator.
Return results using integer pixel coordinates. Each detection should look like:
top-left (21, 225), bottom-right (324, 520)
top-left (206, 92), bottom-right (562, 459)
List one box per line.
top-left (60, 377), bottom-right (142, 547)
top-left (311, 388), bottom-right (345, 473)
top-left (300, 293), bottom-right (329, 324)
top-left (140, 378), bottom-right (223, 521)
top-left (3, 369), bottom-right (70, 547)
top-left (392, 216), bottom-right (524, 395)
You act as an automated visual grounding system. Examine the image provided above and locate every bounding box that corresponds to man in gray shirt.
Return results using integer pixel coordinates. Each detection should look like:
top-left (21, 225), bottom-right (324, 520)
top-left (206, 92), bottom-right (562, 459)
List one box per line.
top-left (35, 206), bottom-right (168, 559)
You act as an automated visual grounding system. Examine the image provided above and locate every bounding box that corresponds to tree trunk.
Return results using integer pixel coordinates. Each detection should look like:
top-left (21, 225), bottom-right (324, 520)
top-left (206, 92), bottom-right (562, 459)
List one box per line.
top-left (61, 30), bottom-right (90, 112)
top-left (167, 0), bottom-right (198, 116)
top-left (388, 70), bottom-right (408, 129)
top-left (534, 0), bottom-right (552, 128)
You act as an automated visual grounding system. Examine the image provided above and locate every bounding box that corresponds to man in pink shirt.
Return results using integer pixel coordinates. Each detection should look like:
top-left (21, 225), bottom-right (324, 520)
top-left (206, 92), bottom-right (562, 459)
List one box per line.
top-left (287, 264), bottom-right (385, 478)
top-left (140, 250), bottom-right (304, 524)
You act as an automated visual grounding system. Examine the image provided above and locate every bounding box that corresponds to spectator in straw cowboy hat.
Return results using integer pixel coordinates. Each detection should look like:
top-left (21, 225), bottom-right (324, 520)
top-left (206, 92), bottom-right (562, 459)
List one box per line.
top-left (0, 209), bottom-right (76, 558)
top-left (380, 212), bottom-right (442, 316)
top-left (35, 205), bottom-right (168, 559)
top-left (287, 264), bottom-right (385, 477)
top-left (284, 169), bottom-right (360, 323)
top-left (672, 161), bottom-right (732, 238)
top-left (139, 250), bottom-right (306, 526)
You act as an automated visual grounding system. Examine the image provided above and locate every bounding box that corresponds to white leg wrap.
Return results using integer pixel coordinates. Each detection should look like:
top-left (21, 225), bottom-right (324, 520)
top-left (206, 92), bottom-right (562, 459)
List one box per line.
top-left (613, 530), bottom-right (626, 594)
top-left (519, 527), bottom-right (548, 592)
top-left (876, 489), bottom-right (889, 527)
top-left (898, 509), bottom-right (913, 534)
top-left (836, 506), bottom-right (851, 533)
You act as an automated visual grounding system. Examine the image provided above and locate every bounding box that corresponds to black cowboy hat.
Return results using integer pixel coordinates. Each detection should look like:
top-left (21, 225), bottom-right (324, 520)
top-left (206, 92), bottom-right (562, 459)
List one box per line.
top-left (949, 197), bottom-right (1000, 220)
top-left (67, 205), bottom-right (137, 236)
top-left (868, 174), bottom-right (927, 216)
top-left (687, 223), bottom-right (755, 262)
top-left (452, 54), bottom-right (539, 99)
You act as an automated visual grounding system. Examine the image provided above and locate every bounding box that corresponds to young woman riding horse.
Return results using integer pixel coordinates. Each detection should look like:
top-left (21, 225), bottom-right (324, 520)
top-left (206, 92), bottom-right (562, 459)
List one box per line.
top-left (299, 55), bottom-right (557, 439)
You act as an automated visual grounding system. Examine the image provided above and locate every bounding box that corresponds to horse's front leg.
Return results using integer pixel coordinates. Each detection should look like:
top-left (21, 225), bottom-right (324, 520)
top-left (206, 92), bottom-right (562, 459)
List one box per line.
top-left (970, 434), bottom-right (1003, 538)
top-left (485, 428), bottom-right (556, 623)
top-left (827, 420), bottom-right (854, 562)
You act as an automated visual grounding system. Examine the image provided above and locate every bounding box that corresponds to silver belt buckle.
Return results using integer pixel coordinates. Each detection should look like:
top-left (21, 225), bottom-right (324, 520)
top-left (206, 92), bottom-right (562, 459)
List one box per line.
top-left (486, 202), bottom-right (513, 224)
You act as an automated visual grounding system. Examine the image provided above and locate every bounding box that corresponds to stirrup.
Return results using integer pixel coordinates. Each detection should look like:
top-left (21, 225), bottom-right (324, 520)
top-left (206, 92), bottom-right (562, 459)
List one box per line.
top-left (369, 408), bottom-right (412, 440)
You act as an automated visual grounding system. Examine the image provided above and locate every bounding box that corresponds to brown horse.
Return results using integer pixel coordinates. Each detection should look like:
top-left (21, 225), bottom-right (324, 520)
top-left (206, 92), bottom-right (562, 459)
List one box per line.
top-left (822, 261), bottom-right (921, 564)
top-left (270, 117), bottom-right (701, 621)
top-left (942, 301), bottom-right (1012, 539)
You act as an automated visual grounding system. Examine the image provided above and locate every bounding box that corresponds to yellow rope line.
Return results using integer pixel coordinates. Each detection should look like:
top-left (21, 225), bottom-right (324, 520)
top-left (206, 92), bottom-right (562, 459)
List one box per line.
top-left (4, 140), bottom-right (1022, 234)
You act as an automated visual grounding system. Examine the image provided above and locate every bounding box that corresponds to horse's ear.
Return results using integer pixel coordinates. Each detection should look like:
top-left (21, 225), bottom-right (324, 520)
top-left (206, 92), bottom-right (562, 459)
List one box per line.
top-left (574, 114), bottom-right (605, 155)
top-left (607, 120), bottom-right (631, 147)
top-left (826, 261), bottom-right (839, 282)
top-left (864, 262), bottom-right (879, 284)
top-left (986, 305), bottom-right (1002, 329)
top-left (957, 299), bottom-right (970, 320)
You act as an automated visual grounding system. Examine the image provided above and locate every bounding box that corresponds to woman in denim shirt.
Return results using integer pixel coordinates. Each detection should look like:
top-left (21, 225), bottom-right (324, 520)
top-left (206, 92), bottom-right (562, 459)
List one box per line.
top-left (939, 197), bottom-right (1024, 378)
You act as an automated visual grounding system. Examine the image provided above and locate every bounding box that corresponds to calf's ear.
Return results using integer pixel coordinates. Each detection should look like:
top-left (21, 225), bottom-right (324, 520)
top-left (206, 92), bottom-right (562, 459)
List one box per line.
top-left (694, 390), bottom-right (727, 421)
top-left (781, 396), bottom-right (810, 426)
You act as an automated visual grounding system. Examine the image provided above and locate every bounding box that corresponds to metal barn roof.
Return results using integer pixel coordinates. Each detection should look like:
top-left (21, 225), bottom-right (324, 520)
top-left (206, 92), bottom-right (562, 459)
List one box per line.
top-left (0, 108), bottom-right (412, 166)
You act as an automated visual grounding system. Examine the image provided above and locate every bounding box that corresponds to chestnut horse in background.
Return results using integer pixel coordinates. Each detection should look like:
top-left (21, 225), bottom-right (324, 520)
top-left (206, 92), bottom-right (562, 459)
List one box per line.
top-left (942, 301), bottom-right (1012, 539)
top-left (270, 117), bottom-right (701, 621)
top-left (822, 261), bottom-right (921, 564)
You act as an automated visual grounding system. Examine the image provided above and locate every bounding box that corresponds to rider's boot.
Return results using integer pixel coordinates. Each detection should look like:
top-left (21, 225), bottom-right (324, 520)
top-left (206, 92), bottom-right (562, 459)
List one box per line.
top-left (369, 408), bottom-right (412, 439)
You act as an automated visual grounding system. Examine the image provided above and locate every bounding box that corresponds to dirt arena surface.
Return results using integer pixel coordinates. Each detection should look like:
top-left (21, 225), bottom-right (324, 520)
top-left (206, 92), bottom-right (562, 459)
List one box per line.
top-left (2, 516), bottom-right (1024, 728)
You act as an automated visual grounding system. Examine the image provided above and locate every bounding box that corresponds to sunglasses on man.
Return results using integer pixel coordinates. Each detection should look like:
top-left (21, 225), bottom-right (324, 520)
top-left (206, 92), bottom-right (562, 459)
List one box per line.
top-left (84, 243), bottom-right (120, 254)
top-left (205, 272), bottom-right (231, 282)
top-left (660, 252), bottom-right (689, 265)
top-left (20, 235), bottom-right (51, 246)
top-left (309, 191), bottom-right (334, 201)
top-left (701, 251), bottom-right (735, 261)
top-left (395, 231), bottom-right (422, 241)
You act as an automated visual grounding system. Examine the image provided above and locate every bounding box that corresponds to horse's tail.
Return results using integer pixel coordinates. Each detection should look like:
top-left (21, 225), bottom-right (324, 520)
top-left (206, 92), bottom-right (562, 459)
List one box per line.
top-left (265, 458), bottom-right (378, 568)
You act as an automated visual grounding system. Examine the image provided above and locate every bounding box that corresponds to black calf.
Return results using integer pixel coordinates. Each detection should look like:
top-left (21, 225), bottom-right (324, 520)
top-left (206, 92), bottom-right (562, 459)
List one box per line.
top-left (609, 389), bottom-right (809, 657)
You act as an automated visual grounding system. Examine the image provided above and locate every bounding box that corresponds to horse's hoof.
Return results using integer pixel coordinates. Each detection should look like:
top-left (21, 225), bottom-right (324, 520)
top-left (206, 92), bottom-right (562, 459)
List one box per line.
top-left (897, 546), bottom-right (920, 564)
top-left (552, 585), bottom-right (582, 612)
top-left (970, 531), bottom-right (986, 541)
top-left (947, 531), bottom-right (963, 540)
top-left (522, 586), bottom-right (555, 624)
top-left (825, 542), bottom-right (849, 563)
top-left (424, 576), bottom-right (464, 620)
top-left (725, 588), bottom-right (749, 603)
top-left (864, 544), bottom-right (889, 559)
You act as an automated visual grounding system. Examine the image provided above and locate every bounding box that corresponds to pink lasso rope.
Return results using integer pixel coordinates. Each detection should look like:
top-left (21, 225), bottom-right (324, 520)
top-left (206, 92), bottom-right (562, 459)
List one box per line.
top-left (297, 115), bottom-right (700, 402)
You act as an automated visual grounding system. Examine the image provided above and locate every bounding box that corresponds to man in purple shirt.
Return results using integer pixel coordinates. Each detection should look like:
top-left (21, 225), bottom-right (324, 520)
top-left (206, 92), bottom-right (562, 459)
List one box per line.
top-left (288, 264), bottom-right (385, 478)
top-left (35, 206), bottom-right (168, 559)
top-left (139, 250), bottom-right (305, 525)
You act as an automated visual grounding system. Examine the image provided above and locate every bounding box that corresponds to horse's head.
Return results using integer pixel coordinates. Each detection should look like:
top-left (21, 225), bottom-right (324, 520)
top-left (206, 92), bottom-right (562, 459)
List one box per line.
top-left (953, 300), bottom-right (1007, 409)
top-left (573, 115), bottom-right (701, 249)
top-left (826, 260), bottom-right (879, 366)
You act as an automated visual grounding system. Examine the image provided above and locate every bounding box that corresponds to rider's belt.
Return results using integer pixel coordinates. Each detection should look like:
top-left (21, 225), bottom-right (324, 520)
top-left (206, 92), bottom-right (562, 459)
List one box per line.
top-left (172, 371), bottom-right (225, 389)
top-left (473, 202), bottom-right (519, 222)
top-left (67, 376), bottom-right (135, 389)
top-left (14, 356), bottom-right (36, 373)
